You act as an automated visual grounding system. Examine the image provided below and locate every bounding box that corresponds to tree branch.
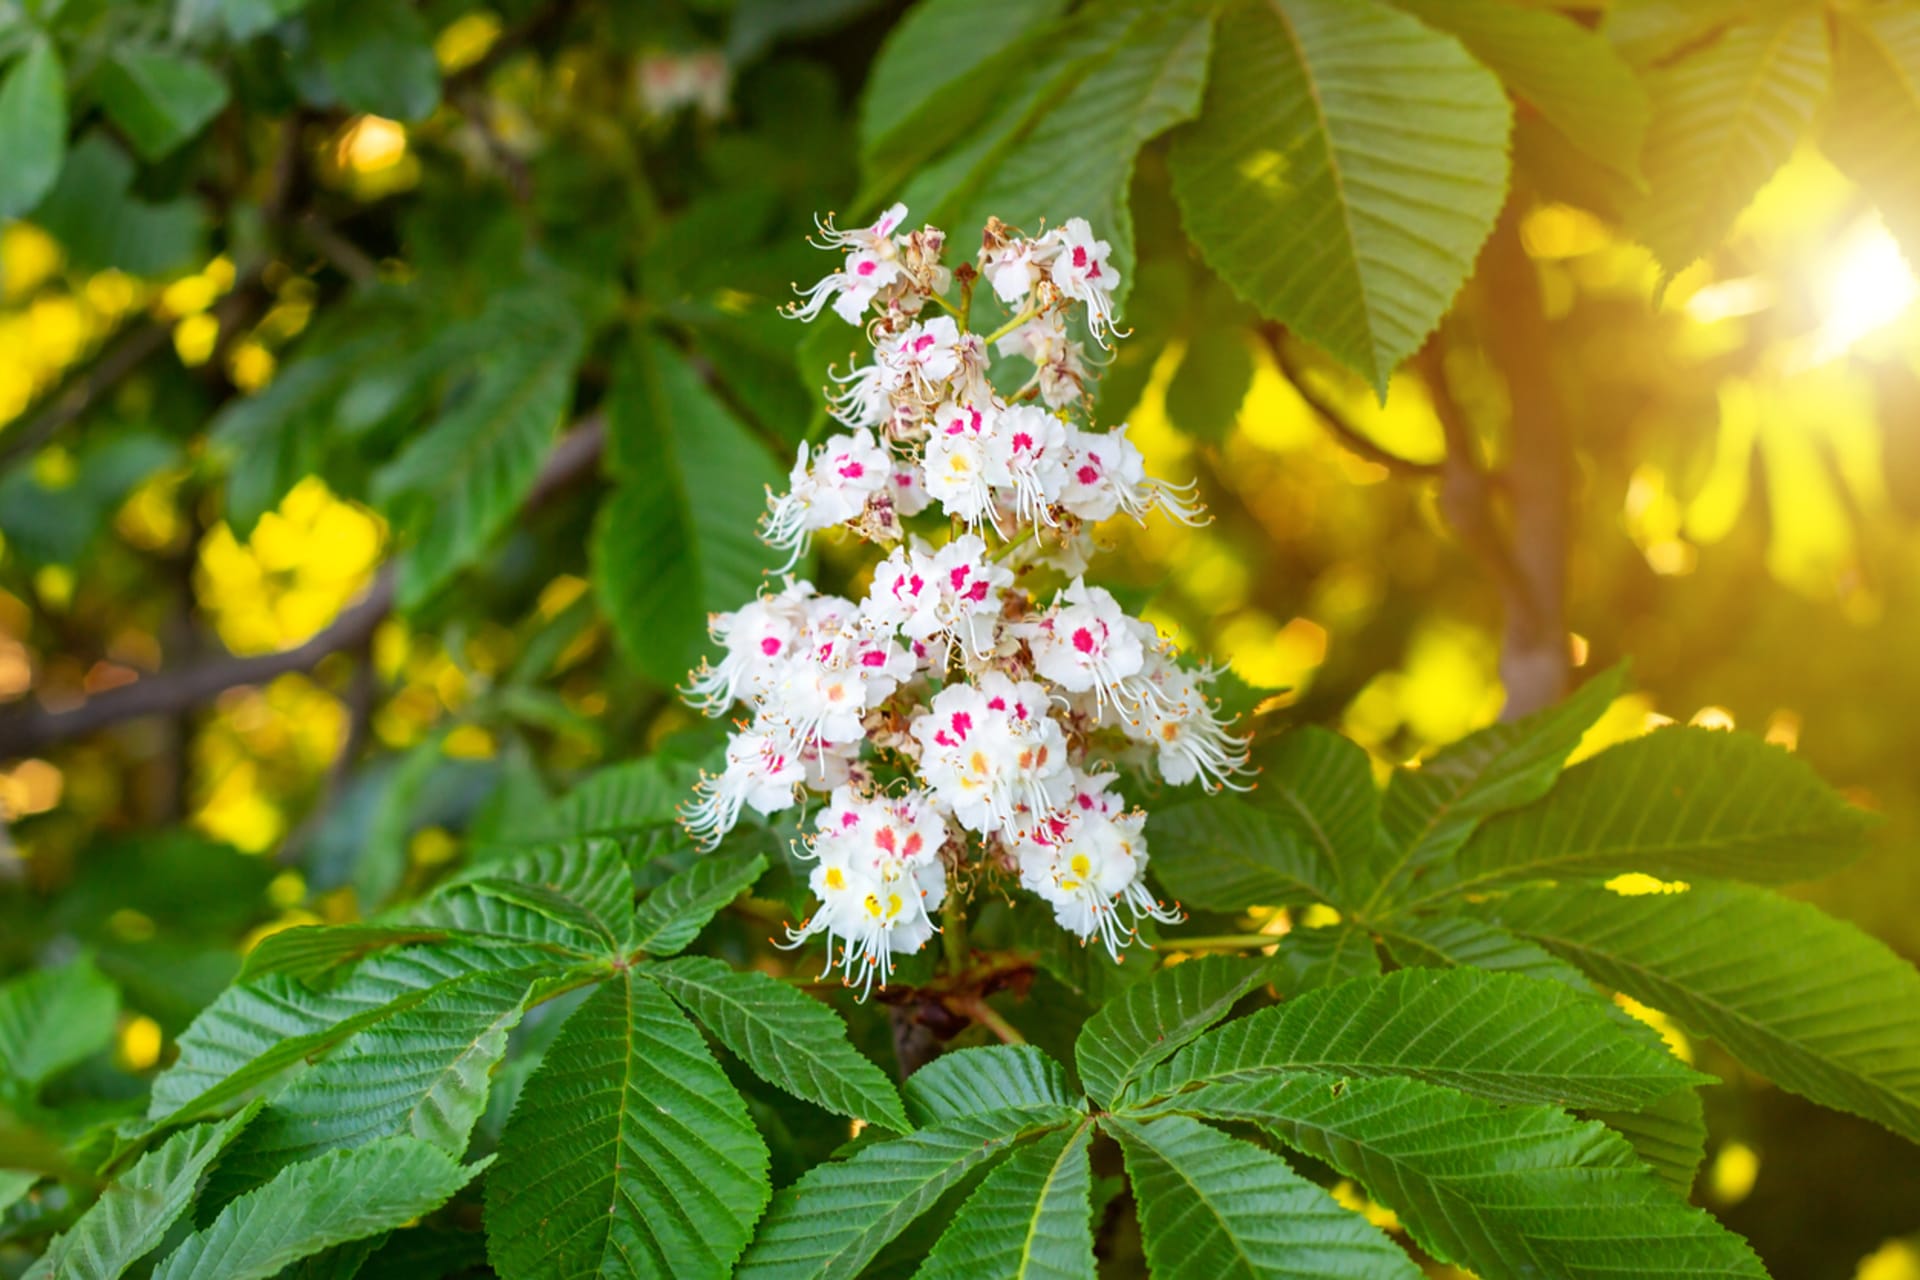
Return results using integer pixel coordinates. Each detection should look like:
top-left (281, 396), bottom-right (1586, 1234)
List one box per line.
top-left (1478, 205), bottom-right (1572, 718)
top-left (1261, 327), bottom-right (1444, 479)
top-left (0, 415), bottom-right (605, 759)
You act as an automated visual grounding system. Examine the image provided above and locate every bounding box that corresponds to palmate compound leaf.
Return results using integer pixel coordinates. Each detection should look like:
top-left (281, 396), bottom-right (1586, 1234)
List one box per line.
top-left (736, 1104), bottom-right (1083, 1280)
top-left (914, 1121), bottom-right (1097, 1280)
top-left (1416, 727), bottom-right (1874, 907)
top-left (1105, 1112), bottom-right (1421, 1280)
top-left (1159, 1073), bottom-right (1766, 1279)
top-left (494, 756), bottom-right (700, 845)
top-left (1148, 728), bottom-right (1375, 913)
top-left (1168, 0), bottom-right (1511, 395)
top-left (1365, 663), bottom-right (1625, 905)
top-left (651, 955), bottom-right (909, 1132)
top-left (24, 1106), bottom-right (258, 1280)
top-left (0, 955), bottom-right (118, 1094)
top-left (1074, 955), bottom-right (1270, 1106)
top-left (903, 1044), bottom-right (1077, 1127)
top-left (1493, 881), bottom-right (1920, 1146)
top-left (484, 970), bottom-right (770, 1280)
top-left (147, 938), bottom-right (558, 1126)
top-left (149, 1139), bottom-right (485, 1280)
top-left (628, 849), bottom-right (768, 956)
top-left (1128, 967), bottom-right (1705, 1112)
top-left (1628, 6), bottom-right (1829, 277)
top-left (202, 966), bottom-right (540, 1203)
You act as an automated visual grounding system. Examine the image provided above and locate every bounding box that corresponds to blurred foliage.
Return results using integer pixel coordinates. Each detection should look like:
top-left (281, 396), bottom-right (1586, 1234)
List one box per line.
top-left (1, 0), bottom-right (1920, 1276)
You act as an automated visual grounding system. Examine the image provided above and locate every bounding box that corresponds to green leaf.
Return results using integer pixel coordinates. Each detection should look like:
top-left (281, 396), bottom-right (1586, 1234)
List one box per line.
top-left (32, 132), bottom-right (202, 275)
top-left (1823, 6), bottom-right (1920, 269)
top-left (150, 1140), bottom-right (485, 1280)
top-left (1494, 881), bottom-right (1920, 1145)
top-left (916, 1121), bottom-right (1096, 1280)
top-left (1628, 8), bottom-right (1828, 276)
top-left (311, 0), bottom-right (441, 122)
top-left (1271, 921), bottom-right (1380, 995)
top-left (652, 955), bottom-right (909, 1131)
top-left (238, 926), bottom-right (454, 982)
top-left (1166, 1073), bottom-right (1765, 1279)
top-left (500, 757), bottom-right (701, 844)
top-left (629, 850), bottom-right (767, 956)
top-left (1596, 1084), bottom-right (1708, 1197)
top-left (204, 969), bottom-right (535, 1199)
top-left (0, 38), bottom-right (65, 220)
top-left (859, 0), bottom-right (1067, 173)
top-left (148, 940), bottom-right (553, 1125)
top-left (595, 335), bottom-right (784, 688)
top-left (1381, 914), bottom-right (1598, 995)
top-left (0, 955), bottom-right (118, 1093)
top-left (1134, 967), bottom-right (1704, 1111)
top-left (374, 295), bottom-right (585, 610)
top-left (1369, 664), bottom-right (1625, 902)
top-left (414, 840), bottom-right (636, 959)
top-left (1169, 0), bottom-right (1511, 394)
top-left (1390, 0), bottom-right (1649, 179)
top-left (208, 348), bottom-right (356, 541)
top-left (1164, 283), bottom-right (1255, 443)
top-left (485, 972), bottom-right (770, 1279)
top-left (1148, 728), bottom-right (1370, 911)
top-left (944, 3), bottom-right (1213, 305)
top-left (737, 1105), bottom-right (1079, 1280)
top-left (1106, 1111), bottom-right (1420, 1280)
top-left (96, 49), bottom-right (229, 162)
top-left (1076, 955), bottom-right (1269, 1106)
top-left (1422, 728), bottom-right (1872, 904)
top-left (28, 1107), bottom-right (258, 1280)
top-left (903, 1045), bottom-right (1077, 1127)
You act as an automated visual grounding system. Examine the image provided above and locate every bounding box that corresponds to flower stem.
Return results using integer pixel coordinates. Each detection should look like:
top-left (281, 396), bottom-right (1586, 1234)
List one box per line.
top-left (987, 524), bottom-right (1036, 562)
top-left (983, 304), bottom-right (1040, 346)
top-left (942, 896), bottom-right (970, 975)
top-left (957, 994), bottom-right (1027, 1046)
top-left (1154, 934), bottom-right (1279, 952)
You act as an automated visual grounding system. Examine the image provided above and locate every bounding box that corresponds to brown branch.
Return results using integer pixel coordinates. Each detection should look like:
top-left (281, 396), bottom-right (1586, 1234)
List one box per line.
top-left (1479, 205), bottom-right (1572, 718)
top-left (1261, 327), bottom-right (1444, 479)
top-left (0, 415), bottom-right (605, 760)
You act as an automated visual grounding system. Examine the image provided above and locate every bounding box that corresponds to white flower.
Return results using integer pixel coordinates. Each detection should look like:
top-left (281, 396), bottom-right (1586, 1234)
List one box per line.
top-left (682, 729), bottom-right (806, 848)
top-left (683, 579), bottom-right (815, 714)
top-left (911, 671), bottom-right (1071, 839)
top-left (996, 312), bottom-right (1087, 409)
top-left (1114, 646), bottom-right (1254, 792)
top-left (889, 460), bottom-right (932, 516)
top-left (808, 202), bottom-right (909, 256)
top-left (1024, 577), bottom-right (1146, 712)
top-left (1060, 423), bottom-right (1205, 526)
top-left (880, 317), bottom-right (964, 401)
top-left (1048, 217), bottom-right (1121, 346)
top-left (827, 357), bottom-right (901, 430)
top-left (983, 239), bottom-right (1043, 304)
top-left (762, 429), bottom-right (894, 569)
top-left (1014, 790), bottom-right (1178, 959)
top-left (922, 400), bottom-right (1009, 533)
top-left (782, 786), bottom-right (950, 997)
top-left (998, 403), bottom-right (1071, 529)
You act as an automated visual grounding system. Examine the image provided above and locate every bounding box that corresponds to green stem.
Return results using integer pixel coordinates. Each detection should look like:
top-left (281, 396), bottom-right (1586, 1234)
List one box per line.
top-left (983, 304), bottom-right (1041, 346)
top-left (987, 524), bottom-right (1036, 562)
top-left (960, 995), bottom-right (1027, 1046)
top-left (942, 896), bottom-right (970, 975)
top-left (1154, 934), bottom-right (1278, 952)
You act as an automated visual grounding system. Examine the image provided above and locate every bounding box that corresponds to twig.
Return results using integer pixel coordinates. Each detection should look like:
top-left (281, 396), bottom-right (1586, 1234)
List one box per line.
top-left (954, 994), bottom-right (1026, 1046)
top-left (1262, 328), bottom-right (1443, 479)
top-left (0, 416), bottom-right (605, 759)
top-left (1154, 933), bottom-right (1278, 952)
top-left (299, 215), bottom-right (379, 285)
